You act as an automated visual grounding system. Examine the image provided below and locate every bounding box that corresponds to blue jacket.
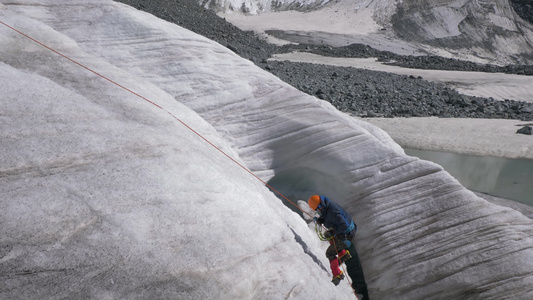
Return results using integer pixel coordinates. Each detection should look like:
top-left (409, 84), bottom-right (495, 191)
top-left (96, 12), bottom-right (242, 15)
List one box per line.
top-left (317, 196), bottom-right (356, 236)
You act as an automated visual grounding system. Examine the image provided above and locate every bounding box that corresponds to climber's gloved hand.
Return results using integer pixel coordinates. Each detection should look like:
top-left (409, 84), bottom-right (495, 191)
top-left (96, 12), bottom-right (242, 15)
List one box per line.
top-left (324, 229), bottom-right (334, 239)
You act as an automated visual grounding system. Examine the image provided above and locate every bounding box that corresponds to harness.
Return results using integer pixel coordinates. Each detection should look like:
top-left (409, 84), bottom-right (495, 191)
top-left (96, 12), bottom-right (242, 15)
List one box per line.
top-left (315, 221), bottom-right (357, 242)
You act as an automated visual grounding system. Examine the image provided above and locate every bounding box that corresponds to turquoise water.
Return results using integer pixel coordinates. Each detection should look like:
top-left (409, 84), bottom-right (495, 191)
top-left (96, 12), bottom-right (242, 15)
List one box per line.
top-left (406, 149), bottom-right (533, 206)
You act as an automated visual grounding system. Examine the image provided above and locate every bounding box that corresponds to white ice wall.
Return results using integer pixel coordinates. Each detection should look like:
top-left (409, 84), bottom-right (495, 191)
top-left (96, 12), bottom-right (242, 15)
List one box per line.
top-left (0, 2), bottom-right (355, 299)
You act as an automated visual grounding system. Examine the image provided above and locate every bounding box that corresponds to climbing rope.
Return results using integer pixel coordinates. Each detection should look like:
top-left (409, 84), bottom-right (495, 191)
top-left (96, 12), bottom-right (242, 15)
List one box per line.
top-left (0, 20), bottom-right (313, 216)
top-left (329, 230), bottom-right (358, 299)
top-left (1, 20), bottom-right (358, 297)
top-left (315, 223), bottom-right (359, 299)
top-left (315, 222), bottom-right (332, 242)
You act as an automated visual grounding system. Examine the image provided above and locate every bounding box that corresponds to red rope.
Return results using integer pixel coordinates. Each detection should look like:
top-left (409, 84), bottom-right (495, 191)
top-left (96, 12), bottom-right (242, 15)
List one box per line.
top-left (1, 19), bottom-right (362, 297)
top-left (0, 20), bottom-right (313, 218)
top-left (331, 237), bottom-right (359, 299)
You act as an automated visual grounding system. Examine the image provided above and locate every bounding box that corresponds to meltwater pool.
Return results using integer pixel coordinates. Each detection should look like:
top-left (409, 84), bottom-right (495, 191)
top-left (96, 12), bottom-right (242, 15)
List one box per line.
top-left (406, 149), bottom-right (533, 206)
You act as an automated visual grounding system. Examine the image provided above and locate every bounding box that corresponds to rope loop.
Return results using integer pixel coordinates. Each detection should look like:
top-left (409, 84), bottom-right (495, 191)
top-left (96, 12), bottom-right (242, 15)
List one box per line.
top-left (315, 222), bottom-right (333, 242)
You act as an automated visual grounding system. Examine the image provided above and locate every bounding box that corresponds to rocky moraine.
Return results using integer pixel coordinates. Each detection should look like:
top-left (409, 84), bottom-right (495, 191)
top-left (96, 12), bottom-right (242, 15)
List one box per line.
top-left (117, 0), bottom-right (533, 121)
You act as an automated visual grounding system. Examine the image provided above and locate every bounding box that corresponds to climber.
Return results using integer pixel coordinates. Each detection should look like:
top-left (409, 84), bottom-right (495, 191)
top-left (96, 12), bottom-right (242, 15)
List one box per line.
top-left (308, 195), bottom-right (370, 300)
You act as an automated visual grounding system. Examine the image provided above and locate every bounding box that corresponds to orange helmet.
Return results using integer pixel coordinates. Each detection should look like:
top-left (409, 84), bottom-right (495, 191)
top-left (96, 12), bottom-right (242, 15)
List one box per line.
top-left (308, 195), bottom-right (321, 210)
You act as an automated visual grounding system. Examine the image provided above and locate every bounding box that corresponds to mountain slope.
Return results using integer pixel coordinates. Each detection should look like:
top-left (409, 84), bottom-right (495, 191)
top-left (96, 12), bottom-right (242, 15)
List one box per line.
top-left (391, 0), bottom-right (533, 64)
top-left (211, 0), bottom-right (533, 65)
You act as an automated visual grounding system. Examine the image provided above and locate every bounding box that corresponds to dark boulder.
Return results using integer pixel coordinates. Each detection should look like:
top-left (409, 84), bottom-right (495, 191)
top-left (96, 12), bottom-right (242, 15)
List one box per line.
top-left (516, 126), bottom-right (532, 135)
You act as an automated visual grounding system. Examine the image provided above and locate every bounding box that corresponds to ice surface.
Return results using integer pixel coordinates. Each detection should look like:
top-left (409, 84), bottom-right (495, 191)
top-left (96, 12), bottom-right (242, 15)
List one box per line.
top-left (1, 1), bottom-right (533, 299)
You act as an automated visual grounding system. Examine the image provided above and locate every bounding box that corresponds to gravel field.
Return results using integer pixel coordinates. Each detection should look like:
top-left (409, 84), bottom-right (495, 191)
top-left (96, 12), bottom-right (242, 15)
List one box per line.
top-left (116, 0), bottom-right (533, 121)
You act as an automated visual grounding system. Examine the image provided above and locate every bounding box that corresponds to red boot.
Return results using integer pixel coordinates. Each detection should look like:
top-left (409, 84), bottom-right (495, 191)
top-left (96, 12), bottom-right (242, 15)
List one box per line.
top-left (338, 249), bottom-right (352, 264)
top-left (330, 257), bottom-right (342, 277)
top-left (331, 271), bottom-right (345, 286)
top-left (330, 258), bottom-right (344, 285)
